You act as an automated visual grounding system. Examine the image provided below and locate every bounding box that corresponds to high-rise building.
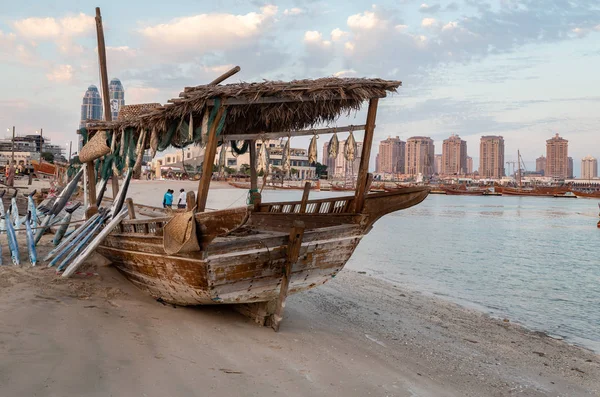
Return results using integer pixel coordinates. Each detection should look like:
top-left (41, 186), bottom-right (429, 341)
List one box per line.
top-left (466, 156), bottom-right (473, 175)
top-left (434, 154), bottom-right (442, 175)
top-left (546, 133), bottom-right (568, 179)
top-left (80, 85), bottom-right (103, 127)
top-left (536, 156), bottom-right (546, 175)
top-left (479, 135), bottom-right (505, 178)
top-left (442, 134), bottom-right (467, 175)
top-left (568, 157), bottom-right (574, 178)
top-left (405, 136), bottom-right (434, 177)
top-left (377, 136), bottom-right (405, 174)
top-left (581, 155), bottom-right (598, 180)
top-left (109, 78), bottom-right (125, 120)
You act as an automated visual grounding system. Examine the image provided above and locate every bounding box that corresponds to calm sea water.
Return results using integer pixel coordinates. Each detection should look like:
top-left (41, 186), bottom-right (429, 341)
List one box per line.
top-left (206, 188), bottom-right (600, 352)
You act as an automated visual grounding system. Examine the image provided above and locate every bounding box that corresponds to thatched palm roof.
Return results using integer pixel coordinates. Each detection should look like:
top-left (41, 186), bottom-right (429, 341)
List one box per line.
top-left (87, 77), bottom-right (400, 135)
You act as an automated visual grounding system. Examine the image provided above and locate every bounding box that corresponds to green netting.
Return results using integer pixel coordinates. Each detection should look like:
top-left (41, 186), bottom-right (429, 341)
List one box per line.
top-left (231, 140), bottom-right (249, 155)
top-left (156, 99), bottom-right (228, 153)
top-left (158, 123), bottom-right (177, 151)
top-left (101, 155), bottom-right (114, 180)
top-left (127, 129), bottom-right (136, 168)
top-left (79, 128), bottom-right (89, 145)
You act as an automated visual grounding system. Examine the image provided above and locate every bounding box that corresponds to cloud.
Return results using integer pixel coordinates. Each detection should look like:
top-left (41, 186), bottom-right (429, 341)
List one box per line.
top-left (137, 6), bottom-right (278, 59)
top-left (283, 8), bottom-right (304, 16)
top-left (445, 2), bottom-right (459, 12)
top-left (46, 64), bottom-right (74, 82)
top-left (12, 13), bottom-right (94, 55)
top-left (347, 10), bottom-right (382, 30)
top-left (300, 1), bottom-right (600, 80)
top-left (331, 28), bottom-right (348, 42)
top-left (333, 69), bottom-right (357, 77)
top-left (421, 18), bottom-right (437, 27)
top-left (303, 31), bottom-right (332, 69)
top-left (0, 30), bottom-right (36, 65)
top-left (419, 4), bottom-right (442, 14)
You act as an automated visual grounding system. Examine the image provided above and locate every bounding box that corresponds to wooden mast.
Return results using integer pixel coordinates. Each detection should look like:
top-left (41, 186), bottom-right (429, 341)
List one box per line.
top-left (517, 150), bottom-right (522, 190)
top-left (89, 6), bottom-right (111, 217)
top-left (353, 98), bottom-right (379, 213)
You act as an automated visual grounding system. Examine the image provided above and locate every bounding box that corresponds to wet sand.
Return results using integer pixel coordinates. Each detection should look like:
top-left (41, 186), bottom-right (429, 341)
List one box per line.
top-left (0, 236), bottom-right (599, 396)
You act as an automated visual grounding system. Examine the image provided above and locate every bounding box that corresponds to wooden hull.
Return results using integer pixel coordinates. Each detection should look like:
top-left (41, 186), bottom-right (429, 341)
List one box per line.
top-left (573, 191), bottom-right (600, 198)
top-left (502, 187), bottom-right (570, 197)
top-left (32, 160), bottom-right (57, 176)
top-left (442, 188), bottom-right (484, 196)
top-left (98, 187), bottom-right (429, 306)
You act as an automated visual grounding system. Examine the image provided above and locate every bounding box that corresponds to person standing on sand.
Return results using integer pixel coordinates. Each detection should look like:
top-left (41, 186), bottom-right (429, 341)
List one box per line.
top-left (177, 188), bottom-right (186, 209)
top-left (163, 189), bottom-right (174, 208)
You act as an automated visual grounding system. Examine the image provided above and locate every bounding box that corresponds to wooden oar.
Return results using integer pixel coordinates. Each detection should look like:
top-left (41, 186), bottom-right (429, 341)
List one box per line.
top-left (61, 208), bottom-right (128, 277)
top-left (56, 209), bottom-right (115, 272)
top-left (48, 209), bottom-right (107, 268)
top-left (44, 211), bottom-right (103, 263)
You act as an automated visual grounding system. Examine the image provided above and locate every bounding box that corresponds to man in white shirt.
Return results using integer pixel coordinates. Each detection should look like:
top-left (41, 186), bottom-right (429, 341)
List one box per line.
top-left (177, 188), bottom-right (187, 209)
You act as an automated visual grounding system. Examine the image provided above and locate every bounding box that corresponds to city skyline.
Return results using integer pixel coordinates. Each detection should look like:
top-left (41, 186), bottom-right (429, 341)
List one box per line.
top-left (375, 132), bottom-right (597, 179)
top-left (1, 2), bottom-right (599, 175)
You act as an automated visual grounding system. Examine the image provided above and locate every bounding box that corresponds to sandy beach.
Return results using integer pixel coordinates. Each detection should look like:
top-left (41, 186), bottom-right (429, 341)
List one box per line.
top-left (0, 233), bottom-right (599, 397)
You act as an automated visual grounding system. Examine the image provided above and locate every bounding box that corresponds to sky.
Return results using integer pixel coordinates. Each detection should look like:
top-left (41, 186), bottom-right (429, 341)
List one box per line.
top-left (1, 0), bottom-right (599, 176)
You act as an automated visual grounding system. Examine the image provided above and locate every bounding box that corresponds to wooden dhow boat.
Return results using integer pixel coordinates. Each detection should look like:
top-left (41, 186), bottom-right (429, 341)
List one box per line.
top-left (84, 74), bottom-right (429, 327)
top-left (81, 15), bottom-right (430, 328)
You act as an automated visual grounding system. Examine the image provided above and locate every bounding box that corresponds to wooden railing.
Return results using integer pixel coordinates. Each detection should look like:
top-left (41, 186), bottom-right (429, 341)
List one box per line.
top-left (258, 196), bottom-right (354, 214)
top-left (119, 217), bottom-right (169, 235)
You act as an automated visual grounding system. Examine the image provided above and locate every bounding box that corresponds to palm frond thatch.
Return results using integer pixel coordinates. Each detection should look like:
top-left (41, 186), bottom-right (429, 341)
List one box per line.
top-left (84, 77), bottom-right (401, 152)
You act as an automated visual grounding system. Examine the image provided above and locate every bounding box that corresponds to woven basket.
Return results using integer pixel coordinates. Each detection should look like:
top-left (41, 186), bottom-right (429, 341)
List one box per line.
top-left (163, 209), bottom-right (200, 255)
top-left (79, 130), bottom-right (110, 163)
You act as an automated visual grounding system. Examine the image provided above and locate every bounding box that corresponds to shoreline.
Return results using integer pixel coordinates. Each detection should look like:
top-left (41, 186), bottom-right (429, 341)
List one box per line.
top-left (1, 240), bottom-right (599, 396)
top-left (358, 270), bottom-right (600, 355)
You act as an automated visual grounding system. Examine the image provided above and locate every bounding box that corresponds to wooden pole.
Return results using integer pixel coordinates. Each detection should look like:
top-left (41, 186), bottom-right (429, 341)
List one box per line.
top-left (96, 6), bottom-right (119, 201)
top-left (11, 126), bottom-right (15, 165)
top-left (196, 106), bottom-right (225, 212)
top-left (125, 198), bottom-right (136, 219)
top-left (249, 140), bottom-right (257, 191)
top-left (299, 182), bottom-right (311, 213)
top-left (353, 98), bottom-right (379, 213)
top-left (85, 164), bottom-right (98, 217)
top-left (272, 220), bottom-right (305, 332)
top-left (85, 6), bottom-right (113, 216)
top-left (209, 66), bottom-right (241, 85)
top-left (185, 191), bottom-right (196, 211)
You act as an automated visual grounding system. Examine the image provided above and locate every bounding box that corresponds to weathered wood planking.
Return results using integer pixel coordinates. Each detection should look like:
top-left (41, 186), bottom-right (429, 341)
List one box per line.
top-left (98, 188), bottom-right (428, 307)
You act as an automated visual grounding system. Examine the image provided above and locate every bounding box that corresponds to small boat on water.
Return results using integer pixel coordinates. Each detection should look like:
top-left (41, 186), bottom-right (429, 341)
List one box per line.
top-left (553, 192), bottom-right (577, 198)
top-left (441, 185), bottom-right (485, 196)
top-left (483, 190), bottom-right (502, 196)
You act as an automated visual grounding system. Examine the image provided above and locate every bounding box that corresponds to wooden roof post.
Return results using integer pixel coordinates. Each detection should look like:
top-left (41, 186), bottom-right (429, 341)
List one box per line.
top-left (249, 140), bottom-right (258, 191)
top-left (299, 182), bottom-right (311, 213)
top-left (196, 106), bottom-right (225, 212)
top-left (353, 98), bottom-right (379, 213)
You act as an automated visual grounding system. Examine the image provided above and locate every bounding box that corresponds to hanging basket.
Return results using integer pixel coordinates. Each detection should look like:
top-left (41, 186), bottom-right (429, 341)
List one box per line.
top-left (79, 130), bottom-right (110, 163)
top-left (163, 209), bottom-right (200, 255)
